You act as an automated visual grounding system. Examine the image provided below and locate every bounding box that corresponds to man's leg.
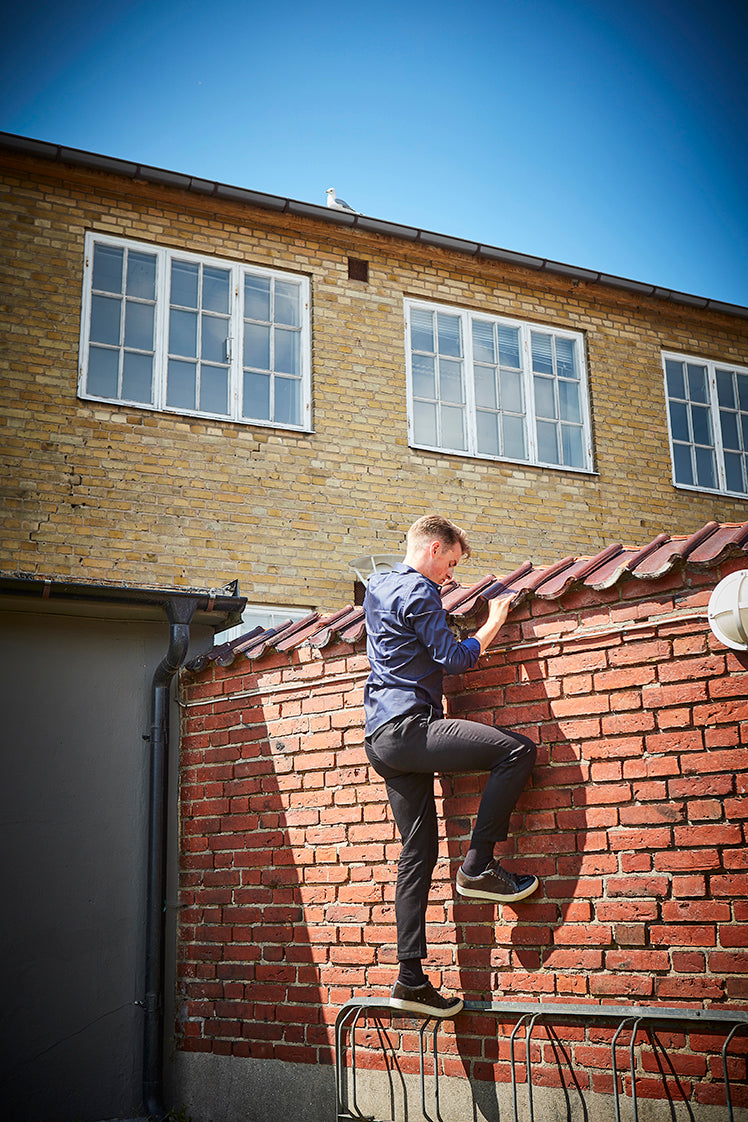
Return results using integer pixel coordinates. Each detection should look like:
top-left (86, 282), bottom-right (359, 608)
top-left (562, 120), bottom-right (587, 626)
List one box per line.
top-left (421, 718), bottom-right (539, 901)
top-left (366, 713), bottom-right (464, 1017)
top-left (380, 769), bottom-right (438, 962)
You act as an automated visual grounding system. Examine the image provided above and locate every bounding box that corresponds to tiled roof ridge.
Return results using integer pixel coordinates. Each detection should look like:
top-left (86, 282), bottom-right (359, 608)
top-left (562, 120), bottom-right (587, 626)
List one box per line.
top-left (186, 520), bottom-right (748, 672)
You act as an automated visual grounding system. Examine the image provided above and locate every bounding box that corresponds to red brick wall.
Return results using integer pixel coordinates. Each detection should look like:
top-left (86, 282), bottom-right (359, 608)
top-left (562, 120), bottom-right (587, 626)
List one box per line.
top-left (176, 560), bottom-right (748, 1106)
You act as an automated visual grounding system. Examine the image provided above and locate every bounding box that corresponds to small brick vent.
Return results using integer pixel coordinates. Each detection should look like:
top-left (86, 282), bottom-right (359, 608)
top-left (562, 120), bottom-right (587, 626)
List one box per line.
top-left (348, 257), bottom-right (369, 282)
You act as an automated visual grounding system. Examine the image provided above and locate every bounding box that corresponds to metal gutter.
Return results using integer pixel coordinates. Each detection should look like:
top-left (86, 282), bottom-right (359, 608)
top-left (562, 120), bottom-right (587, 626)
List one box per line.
top-left (2, 130), bottom-right (747, 320)
top-left (144, 596), bottom-right (199, 1120)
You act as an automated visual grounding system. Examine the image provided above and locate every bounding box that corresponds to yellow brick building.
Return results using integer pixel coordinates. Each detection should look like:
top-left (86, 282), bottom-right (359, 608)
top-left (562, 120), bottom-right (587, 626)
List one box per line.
top-left (2, 132), bottom-right (747, 614)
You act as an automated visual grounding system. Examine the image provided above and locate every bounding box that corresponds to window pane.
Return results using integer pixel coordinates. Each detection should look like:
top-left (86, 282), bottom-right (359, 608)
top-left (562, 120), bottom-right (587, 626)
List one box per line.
top-left (202, 313), bottom-right (228, 363)
top-left (687, 363), bottom-right (708, 403)
top-left (474, 366), bottom-right (497, 409)
top-left (502, 414), bottom-right (527, 460)
top-left (202, 266), bottom-right (230, 314)
top-left (410, 309), bottom-right (434, 353)
top-left (126, 251), bottom-right (156, 300)
top-left (439, 358), bottom-right (463, 403)
top-left (243, 371), bottom-right (271, 420)
top-left (717, 369), bottom-right (735, 408)
top-left (441, 404), bottom-right (465, 449)
top-left (725, 452), bottom-right (745, 493)
top-left (665, 359), bottom-right (685, 399)
top-left (171, 261), bottom-right (199, 308)
top-left (721, 410), bottom-right (740, 450)
top-left (555, 337), bottom-right (577, 378)
top-left (500, 369), bottom-right (523, 413)
top-left (561, 424), bottom-right (584, 468)
top-left (476, 410), bottom-right (499, 455)
top-left (537, 420), bottom-right (560, 464)
top-left (92, 244), bottom-right (123, 294)
top-left (122, 352), bottom-right (153, 403)
top-left (200, 365), bottom-right (229, 415)
top-left (412, 354), bottom-right (435, 399)
top-left (275, 280), bottom-right (300, 327)
top-left (673, 443), bottom-right (693, 485)
top-left (169, 309), bottom-right (197, 357)
top-left (124, 301), bottom-right (154, 350)
top-left (167, 359), bottom-right (196, 409)
top-left (534, 375), bottom-right (557, 418)
top-left (413, 400), bottom-right (437, 445)
top-left (531, 332), bottom-right (553, 375)
top-left (275, 327), bottom-right (300, 375)
top-left (690, 404), bottom-right (712, 446)
top-left (497, 325), bottom-right (520, 369)
top-left (87, 346), bottom-right (119, 397)
top-left (472, 320), bottom-right (495, 363)
top-left (437, 314), bottom-right (462, 358)
top-left (695, 446), bottom-right (716, 489)
top-left (738, 373), bottom-right (748, 411)
top-left (669, 401), bottom-right (690, 442)
top-left (90, 294), bottom-right (121, 345)
top-left (742, 414), bottom-right (748, 449)
top-left (559, 380), bottom-right (581, 422)
top-left (275, 376), bottom-right (301, 426)
top-left (244, 323), bottom-right (270, 370)
top-left (245, 273), bottom-right (271, 321)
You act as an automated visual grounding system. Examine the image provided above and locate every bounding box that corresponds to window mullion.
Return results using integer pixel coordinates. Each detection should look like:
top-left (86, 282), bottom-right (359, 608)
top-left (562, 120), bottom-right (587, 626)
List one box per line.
top-left (463, 311), bottom-right (476, 456)
top-left (117, 250), bottom-right (127, 399)
top-left (708, 360), bottom-right (727, 491)
top-left (152, 247), bottom-right (167, 411)
top-left (230, 270), bottom-right (241, 420)
top-left (522, 325), bottom-right (537, 461)
top-left (404, 306), bottom-right (415, 446)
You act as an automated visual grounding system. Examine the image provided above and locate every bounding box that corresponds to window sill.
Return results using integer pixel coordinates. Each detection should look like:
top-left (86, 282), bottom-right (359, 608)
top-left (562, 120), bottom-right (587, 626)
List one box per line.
top-left (78, 394), bottom-right (314, 435)
top-left (408, 440), bottom-right (598, 477)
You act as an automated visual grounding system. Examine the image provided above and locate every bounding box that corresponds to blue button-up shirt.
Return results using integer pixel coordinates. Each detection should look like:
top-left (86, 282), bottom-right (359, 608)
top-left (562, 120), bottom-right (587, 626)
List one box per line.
top-left (363, 562), bottom-right (481, 735)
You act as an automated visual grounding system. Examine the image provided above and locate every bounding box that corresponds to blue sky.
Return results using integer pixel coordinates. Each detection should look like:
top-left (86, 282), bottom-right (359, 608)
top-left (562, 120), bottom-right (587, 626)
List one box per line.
top-left (2, 0), bottom-right (746, 305)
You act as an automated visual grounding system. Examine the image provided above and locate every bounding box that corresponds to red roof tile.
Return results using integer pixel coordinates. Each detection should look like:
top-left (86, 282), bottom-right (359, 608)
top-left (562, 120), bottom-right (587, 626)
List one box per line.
top-left (185, 520), bottom-right (748, 672)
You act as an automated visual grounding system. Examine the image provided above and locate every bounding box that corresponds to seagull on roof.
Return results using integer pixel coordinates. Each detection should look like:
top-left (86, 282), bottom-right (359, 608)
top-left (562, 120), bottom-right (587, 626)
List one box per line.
top-left (326, 187), bottom-right (359, 214)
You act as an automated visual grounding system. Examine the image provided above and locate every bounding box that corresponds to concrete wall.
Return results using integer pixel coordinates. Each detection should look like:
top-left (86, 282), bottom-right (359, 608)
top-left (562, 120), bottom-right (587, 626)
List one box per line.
top-left (2, 143), bottom-right (748, 614)
top-left (0, 603), bottom-right (213, 1122)
top-left (174, 559), bottom-right (748, 1120)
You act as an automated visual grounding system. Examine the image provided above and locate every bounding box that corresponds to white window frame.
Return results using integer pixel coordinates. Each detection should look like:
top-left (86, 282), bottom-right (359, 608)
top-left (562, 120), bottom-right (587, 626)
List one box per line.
top-left (662, 351), bottom-right (748, 499)
top-left (404, 299), bottom-right (594, 472)
top-left (78, 232), bottom-right (312, 431)
top-left (216, 603), bottom-right (310, 645)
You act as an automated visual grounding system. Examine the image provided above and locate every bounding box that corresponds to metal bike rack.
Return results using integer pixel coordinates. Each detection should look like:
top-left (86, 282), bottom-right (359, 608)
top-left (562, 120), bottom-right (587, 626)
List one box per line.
top-left (335, 998), bottom-right (748, 1122)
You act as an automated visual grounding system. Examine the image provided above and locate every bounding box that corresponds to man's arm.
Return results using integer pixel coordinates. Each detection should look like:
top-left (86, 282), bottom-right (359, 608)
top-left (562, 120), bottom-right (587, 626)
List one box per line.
top-left (473, 595), bottom-right (512, 654)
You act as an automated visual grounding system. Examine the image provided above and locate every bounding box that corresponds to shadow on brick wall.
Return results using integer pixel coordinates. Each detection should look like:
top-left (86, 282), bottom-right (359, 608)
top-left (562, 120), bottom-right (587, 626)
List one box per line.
top-left (176, 664), bottom-right (334, 1067)
top-left (438, 641), bottom-right (588, 1116)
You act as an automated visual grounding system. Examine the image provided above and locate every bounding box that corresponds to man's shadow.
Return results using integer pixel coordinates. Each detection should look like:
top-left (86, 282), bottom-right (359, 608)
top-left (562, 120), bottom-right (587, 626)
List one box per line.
top-left (437, 628), bottom-right (588, 1122)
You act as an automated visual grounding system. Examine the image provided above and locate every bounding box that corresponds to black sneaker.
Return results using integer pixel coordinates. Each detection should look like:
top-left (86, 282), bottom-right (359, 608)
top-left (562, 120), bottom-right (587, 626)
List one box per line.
top-left (456, 859), bottom-right (539, 903)
top-left (390, 979), bottom-right (464, 1018)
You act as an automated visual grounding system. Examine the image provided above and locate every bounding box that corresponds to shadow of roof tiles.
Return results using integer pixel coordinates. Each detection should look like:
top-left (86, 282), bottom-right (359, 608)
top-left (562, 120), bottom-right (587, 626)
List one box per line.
top-left (185, 520), bottom-right (748, 673)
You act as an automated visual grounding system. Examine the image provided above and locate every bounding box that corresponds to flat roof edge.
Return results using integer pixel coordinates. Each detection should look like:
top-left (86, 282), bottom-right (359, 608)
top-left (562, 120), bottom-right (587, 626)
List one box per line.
top-left (0, 572), bottom-right (246, 612)
top-left (2, 130), bottom-right (746, 319)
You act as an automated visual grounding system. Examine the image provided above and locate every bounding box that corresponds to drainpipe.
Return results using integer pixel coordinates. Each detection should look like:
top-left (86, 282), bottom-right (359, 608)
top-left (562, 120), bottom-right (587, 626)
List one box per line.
top-left (143, 596), bottom-right (199, 1120)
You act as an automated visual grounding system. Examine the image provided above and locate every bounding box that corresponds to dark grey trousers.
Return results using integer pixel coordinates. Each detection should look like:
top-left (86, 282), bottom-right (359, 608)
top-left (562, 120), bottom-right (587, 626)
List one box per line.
top-left (365, 709), bottom-right (537, 961)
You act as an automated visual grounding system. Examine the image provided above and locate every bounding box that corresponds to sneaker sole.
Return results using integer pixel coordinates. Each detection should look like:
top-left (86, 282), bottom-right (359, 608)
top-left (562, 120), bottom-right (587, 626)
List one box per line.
top-left (456, 876), bottom-right (539, 903)
top-left (390, 996), bottom-right (464, 1018)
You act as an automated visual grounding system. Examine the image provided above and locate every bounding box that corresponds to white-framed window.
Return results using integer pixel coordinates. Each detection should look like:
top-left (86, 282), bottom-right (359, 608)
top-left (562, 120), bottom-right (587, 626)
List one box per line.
top-left (404, 300), bottom-right (593, 472)
top-left (663, 352), bottom-right (748, 498)
top-left (78, 232), bottom-right (312, 430)
top-left (216, 604), bottom-right (310, 645)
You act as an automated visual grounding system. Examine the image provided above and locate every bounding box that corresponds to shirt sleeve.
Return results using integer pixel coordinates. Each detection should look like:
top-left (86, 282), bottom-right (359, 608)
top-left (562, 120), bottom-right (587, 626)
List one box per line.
top-left (407, 586), bottom-right (481, 674)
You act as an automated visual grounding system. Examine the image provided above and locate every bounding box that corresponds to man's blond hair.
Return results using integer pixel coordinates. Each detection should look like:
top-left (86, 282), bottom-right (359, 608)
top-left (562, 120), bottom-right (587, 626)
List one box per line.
top-left (406, 515), bottom-right (471, 559)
